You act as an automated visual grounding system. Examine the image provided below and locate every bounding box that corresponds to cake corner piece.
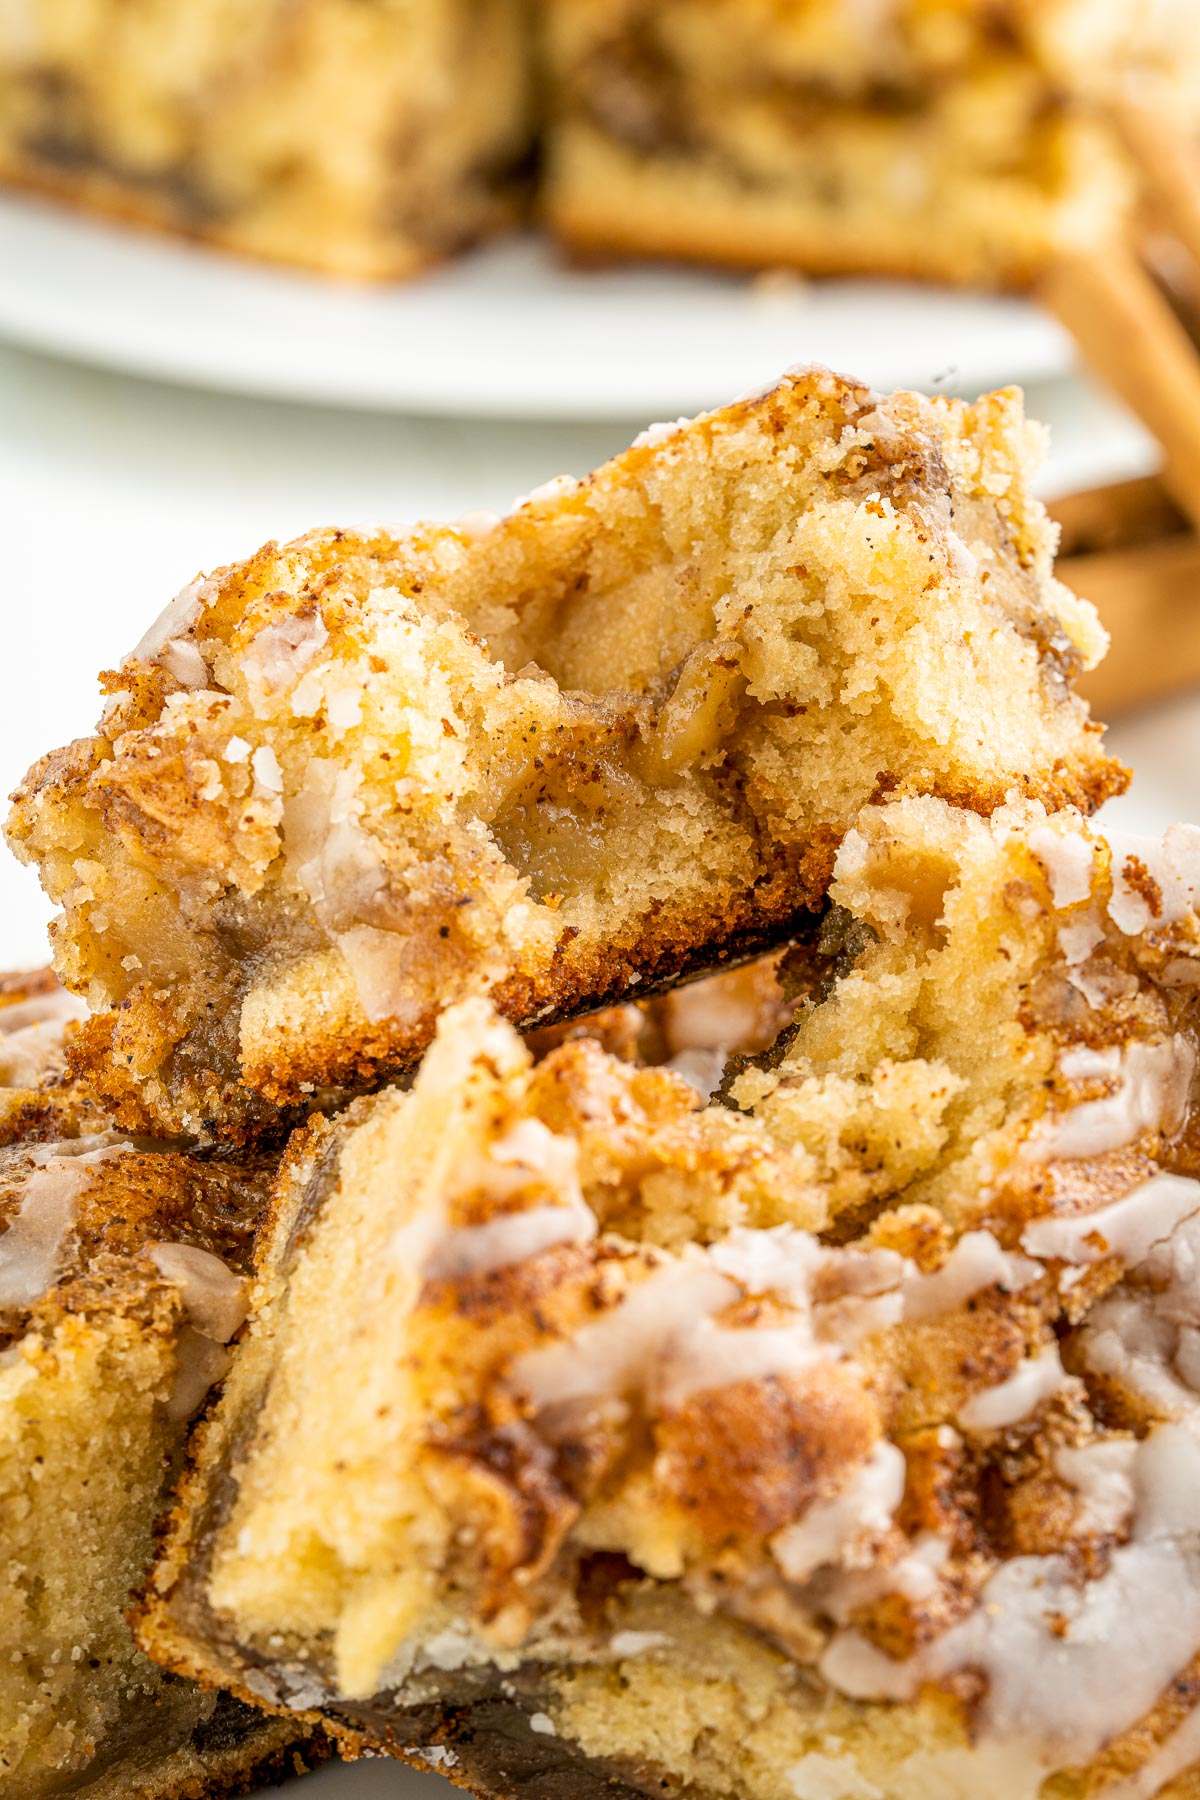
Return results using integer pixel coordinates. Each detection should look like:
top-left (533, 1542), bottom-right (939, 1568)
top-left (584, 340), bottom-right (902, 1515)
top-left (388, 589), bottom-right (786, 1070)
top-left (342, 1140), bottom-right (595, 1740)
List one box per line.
top-left (0, 968), bottom-right (327, 1796)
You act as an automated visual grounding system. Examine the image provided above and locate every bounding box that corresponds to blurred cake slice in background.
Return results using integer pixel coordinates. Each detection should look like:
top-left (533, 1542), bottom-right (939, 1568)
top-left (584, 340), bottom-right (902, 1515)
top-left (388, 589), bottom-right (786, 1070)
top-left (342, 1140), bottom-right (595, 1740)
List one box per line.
top-left (135, 791), bottom-right (1200, 1796)
top-left (6, 370), bottom-right (1120, 1141)
top-left (0, 0), bottom-right (532, 278)
top-left (0, 994), bottom-right (319, 1795)
top-left (540, 0), bottom-right (1200, 288)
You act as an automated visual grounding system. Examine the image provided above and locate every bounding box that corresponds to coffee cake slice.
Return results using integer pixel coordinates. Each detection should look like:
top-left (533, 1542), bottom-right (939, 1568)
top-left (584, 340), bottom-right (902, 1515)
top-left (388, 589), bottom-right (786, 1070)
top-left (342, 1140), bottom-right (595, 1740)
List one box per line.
top-left (138, 801), bottom-right (1200, 1800)
top-left (0, 1026), bottom-right (321, 1796)
top-left (540, 0), bottom-right (1200, 288)
top-left (0, 0), bottom-right (531, 279)
top-left (7, 371), bottom-right (1119, 1140)
top-left (732, 795), bottom-right (1200, 1235)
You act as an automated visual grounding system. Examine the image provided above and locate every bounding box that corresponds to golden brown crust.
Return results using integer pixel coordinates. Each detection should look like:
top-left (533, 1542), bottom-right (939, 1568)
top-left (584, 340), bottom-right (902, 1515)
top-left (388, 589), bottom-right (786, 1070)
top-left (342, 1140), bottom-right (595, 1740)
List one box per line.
top-left (551, 202), bottom-right (1046, 293)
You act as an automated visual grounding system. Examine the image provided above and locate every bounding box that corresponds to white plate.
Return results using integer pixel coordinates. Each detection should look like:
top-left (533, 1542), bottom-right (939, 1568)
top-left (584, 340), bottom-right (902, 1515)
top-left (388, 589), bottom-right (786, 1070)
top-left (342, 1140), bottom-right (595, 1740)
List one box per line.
top-left (0, 193), bottom-right (1074, 419)
top-left (301, 1753), bottom-right (452, 1796)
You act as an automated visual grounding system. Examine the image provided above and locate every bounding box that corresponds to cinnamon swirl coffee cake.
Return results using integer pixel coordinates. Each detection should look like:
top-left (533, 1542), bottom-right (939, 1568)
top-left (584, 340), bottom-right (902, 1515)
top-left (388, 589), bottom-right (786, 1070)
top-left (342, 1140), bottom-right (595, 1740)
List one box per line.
top-left (0, 981), bottom-right (318, 1796)
top-left (0, 0), bottom-right (531, 277)
top-left (6, 370), bottom-right (1119, 1142)
top-left (540, 0), bottom-right (1200, 287)
top-left (139, 799), bottom-right (1200, 1800)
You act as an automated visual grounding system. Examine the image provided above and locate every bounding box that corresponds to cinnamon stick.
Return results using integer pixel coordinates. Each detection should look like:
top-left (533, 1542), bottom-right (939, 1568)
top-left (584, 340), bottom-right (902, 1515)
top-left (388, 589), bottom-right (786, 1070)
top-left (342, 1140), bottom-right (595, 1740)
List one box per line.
top-left (1114, 101), bottom-right (1200, 275)
top-left (1060, 532), bottom-right (1200, 717)
top-left (1042, 245), bottom-right (1200, 533)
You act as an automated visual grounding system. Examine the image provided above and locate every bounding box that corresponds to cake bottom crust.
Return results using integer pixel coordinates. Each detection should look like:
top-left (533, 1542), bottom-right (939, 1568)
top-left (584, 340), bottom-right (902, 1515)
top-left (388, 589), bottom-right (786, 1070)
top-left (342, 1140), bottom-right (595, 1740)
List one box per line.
top-left (331, 1679), bottom-right (689, 1800)
top-left (0, 150), bottom-right (519, 283)
top-left (542, 122), bottom-right (1126, 291)
top-left (38, 1695), bottom-right (325, 1799)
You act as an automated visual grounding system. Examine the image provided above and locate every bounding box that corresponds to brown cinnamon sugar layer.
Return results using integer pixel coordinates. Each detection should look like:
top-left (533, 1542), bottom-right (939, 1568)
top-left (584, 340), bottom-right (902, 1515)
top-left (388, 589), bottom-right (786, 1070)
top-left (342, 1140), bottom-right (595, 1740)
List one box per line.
top-left (8, 371), bottom-right (1120, 1141)
top-left (0, 0), bottom-right (531, 279)
top-left (0, 991), bottom-right (321, 1796)
top-left (137, 800), bottom-right (1200, 1799)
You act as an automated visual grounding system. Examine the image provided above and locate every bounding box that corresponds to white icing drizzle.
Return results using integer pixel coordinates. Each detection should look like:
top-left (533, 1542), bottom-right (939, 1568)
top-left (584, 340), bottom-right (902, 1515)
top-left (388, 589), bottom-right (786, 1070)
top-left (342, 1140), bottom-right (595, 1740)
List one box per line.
top-left (0, 987), bottom-right (88, 1089)
top-left (1021, 1171), bottom-right (1200, 1271)
top-left (788, 1753), bottom-right (883, 1800)
top-left (251, 745), bottom-right (284, 794)
top-left (242, 612), bottom-right (328, 707)
top-left (159, 639), bottom-right (208, 690)
top-left (609, 1630), bottom-right (670, 1657)
top-left (1028, 826), bottom-right (1095, 908)
top-left (514, 475), bottom-right (577, 509)
top-left (1101, 1702), bottom-right (1200, 1800)
top-left (401, 1117), bottom-right (598, 1283)
top-left (822, 1427), bottom-right (1200, 1779)
top-left (901, 1231), bottom-right (1040, 1322)
top-left (128, 577), bottom-right (206, 666)
top-left (1106, 826), bottom-right (1200, 936)
top-left (149, 1239), bottom-right (248, 1422)
top-left (0, 1139), bottom-right (132, 1309)
top-left (656, 1317), bottom-right (825, 1410)
top-left (0, 1161), bottom-right (84, 1308)
top-left (147, 1242), bottom-right (249, 1343)
top-left (454, 511), bottom-right (502, 542)
top-left (709, 1224), bottom-right (827, 1299)
top-left (476, 1118), bottom-right (583, 1201)
top-left (664, 1047), bottom-right (728, 1101)
top-left (931, 1426), bottom-right (1200, 1761)
top-left (422, 1200), bottom-right (596, 1282)
top-left (512, 1258), bottom-right (736, 1418)
top-left (1077, 1204), bottom-right (1200, 1420)
top-left (632, 418), bottom-right (692, 450)
top-left (1081, 1289), bottom-right (1198, 1419)
top-left (167, 1327), bottom-right (234, 1422)
top-left (513, 1227), bottom-right (910, 1432)
top-left (713, 1229), bottom-right (906, 1352)
top-left (956, 1344), bottom-right (1068, 1434)
top-left (1055, 1440), bottom-right (1138, 1536)
top-left (1058, 916), bottom-right (1105, 967)
top-left (819, 1628), bottom-right (921, 1702)
top-left (1031, 1038), bottom-right (1195, 1161)
top-left (1142, 1206), bottom-right (1200, 1327)
top-left (828, 1532), bottom-right (952, 1620)
top-left (771, 1442), bottom-right (906, 1584)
